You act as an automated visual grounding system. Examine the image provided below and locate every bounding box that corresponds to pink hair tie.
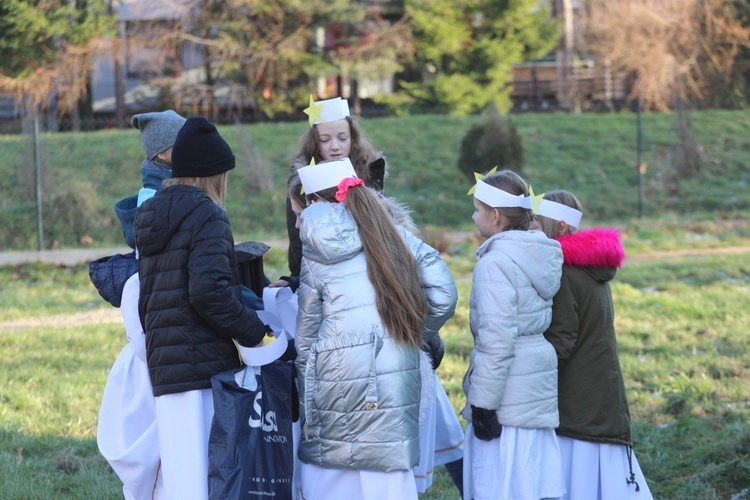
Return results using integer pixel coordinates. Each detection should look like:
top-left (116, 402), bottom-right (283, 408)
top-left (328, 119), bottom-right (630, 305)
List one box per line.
top-left (335, 177), bottom-right (364, 202)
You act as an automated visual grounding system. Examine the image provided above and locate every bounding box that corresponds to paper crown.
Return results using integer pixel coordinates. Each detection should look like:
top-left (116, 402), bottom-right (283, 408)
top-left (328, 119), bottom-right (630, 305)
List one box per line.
top-left (468, 167), bottom-right (531, 209)
top-left (298, 157), bottom-right (357, 194)
top-left (535, 199), bottom-right (583, 227)
top-left (303, 95), bottom-right (350, 127)
top-left (474, 179), bottom-right (532, 209)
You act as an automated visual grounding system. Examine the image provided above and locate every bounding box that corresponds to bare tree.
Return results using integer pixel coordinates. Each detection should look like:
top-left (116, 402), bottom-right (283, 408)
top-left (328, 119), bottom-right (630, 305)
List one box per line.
top-left (124, 0), bottom-right (360, 119)
top-left (581, 0), bottom-right (750, 110)
top-left (0, 38), bottom-right (111, 120)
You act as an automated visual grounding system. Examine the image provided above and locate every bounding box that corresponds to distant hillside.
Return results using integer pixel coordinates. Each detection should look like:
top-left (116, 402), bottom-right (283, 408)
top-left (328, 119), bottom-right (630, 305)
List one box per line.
top-left (0, 110), bottom-right (748, 250)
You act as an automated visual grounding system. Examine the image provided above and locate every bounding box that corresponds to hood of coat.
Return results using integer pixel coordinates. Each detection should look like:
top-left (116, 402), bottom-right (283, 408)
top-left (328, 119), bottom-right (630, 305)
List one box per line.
top-left (555, 228), bottom-right (625, 283)
top-left (135, 184), bottom-right (218, 257)
top-left (299, 201), bottom-right (362, 265)
top-left (88, 252), bottom-right (139, 307)
top-left (476, 230), bottom-right (563, 301)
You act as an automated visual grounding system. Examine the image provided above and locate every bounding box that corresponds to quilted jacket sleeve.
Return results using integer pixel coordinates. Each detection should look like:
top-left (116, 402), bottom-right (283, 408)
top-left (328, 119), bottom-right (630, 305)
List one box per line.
top-left (187, 211), bottom-right (267, 348)
top-left (294, 258), bottom-right (324, 378)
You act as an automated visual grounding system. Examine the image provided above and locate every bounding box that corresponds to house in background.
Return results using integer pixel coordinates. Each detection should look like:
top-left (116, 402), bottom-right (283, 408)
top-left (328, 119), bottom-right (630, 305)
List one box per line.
top-left (3, 0), bottom-right (633, 132)
top-left (90, 0), bottom-right (401, 125)
top-left (510, 0), bottom-right (632, 112)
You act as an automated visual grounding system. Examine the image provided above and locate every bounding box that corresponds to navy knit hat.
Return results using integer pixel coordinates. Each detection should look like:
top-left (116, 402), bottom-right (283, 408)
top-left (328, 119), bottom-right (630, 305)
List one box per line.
top-left (130, 110), bottom-right (186, 160)
top-left (171, 117), bottom-right (236, 177)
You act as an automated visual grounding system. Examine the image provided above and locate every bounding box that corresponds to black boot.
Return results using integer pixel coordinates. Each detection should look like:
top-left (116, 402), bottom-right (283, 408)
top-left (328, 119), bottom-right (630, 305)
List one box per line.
top-left (444, 458), bottom-right (464, 498)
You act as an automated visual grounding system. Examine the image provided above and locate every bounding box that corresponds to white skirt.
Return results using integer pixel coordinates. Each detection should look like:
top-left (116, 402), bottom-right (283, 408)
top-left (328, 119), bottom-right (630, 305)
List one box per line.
top-left (97, 274), bottom-right (165, 499)
top-left (298, 462), bottom-right (417, 500)
top-left (97, 342), bottom-right (164, 500)
top-left (464, 423), bottom-right (565, 500)
top-left (414, 375), bottom-right (464, 493)
top-left (155, 389), bottom-right (214, 500)
top-left (558, 436), bottom-right (653, 500)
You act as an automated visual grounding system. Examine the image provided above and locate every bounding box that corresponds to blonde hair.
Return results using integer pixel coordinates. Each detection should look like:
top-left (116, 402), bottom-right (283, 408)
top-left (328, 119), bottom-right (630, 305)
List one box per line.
top-left (163, 172), bottom-right (228, 207)
top-left (536, 190), bottom-right (583, 238)
top-left (477, 170), bottom-right (533, 231)
top-left (292, 117), bottom-right (379, 183)
top-left (310, 185), bottom-right (427, 349)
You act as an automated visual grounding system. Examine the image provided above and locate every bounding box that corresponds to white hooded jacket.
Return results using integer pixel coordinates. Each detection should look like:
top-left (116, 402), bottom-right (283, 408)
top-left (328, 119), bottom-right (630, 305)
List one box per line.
top-left (462, 230), bottom-right (563, 429)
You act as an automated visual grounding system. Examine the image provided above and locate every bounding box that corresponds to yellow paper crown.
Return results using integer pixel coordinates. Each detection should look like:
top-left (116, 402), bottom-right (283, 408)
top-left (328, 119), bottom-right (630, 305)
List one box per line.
top-left (529, 186), bottom-right (545, 213)
top-left (302, 95), bottom-right (350, 127)
top-left (467, 167), bottom-right (497, 195)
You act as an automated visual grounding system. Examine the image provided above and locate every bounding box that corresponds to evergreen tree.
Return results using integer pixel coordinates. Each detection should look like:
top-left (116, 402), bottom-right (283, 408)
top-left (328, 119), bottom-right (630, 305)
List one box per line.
top-left (402, 0), bottom-right (558, 114)
top-left (0, 0), bottom-right (116, 121)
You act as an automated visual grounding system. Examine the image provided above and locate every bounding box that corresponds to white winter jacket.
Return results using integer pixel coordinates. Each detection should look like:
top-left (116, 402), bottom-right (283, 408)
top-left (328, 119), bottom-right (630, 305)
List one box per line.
top-left (295, 201), bottom-right (457, 471)
top-left (462, 230), bottom-right (563, 429)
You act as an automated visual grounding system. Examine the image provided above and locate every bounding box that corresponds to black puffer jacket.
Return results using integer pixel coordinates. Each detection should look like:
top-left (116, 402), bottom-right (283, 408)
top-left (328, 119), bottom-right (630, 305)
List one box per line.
top-left (135, 184), bottom-right (267, 396)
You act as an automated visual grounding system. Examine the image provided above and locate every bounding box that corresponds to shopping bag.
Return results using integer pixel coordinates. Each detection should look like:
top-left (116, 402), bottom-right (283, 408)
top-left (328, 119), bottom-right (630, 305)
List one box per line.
top-left (207, 360), bottom-right (294, 500)
top-left (208, 287), bottom-right (298, 500)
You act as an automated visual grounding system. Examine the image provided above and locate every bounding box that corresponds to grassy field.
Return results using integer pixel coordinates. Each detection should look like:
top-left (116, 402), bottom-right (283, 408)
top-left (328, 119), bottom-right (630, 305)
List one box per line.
top-left (1, 110), bottom-right (749, 498)
top-left (0, 109), bottom-right (749, 250)
top-left (1, 218), bottom-right (749, 499)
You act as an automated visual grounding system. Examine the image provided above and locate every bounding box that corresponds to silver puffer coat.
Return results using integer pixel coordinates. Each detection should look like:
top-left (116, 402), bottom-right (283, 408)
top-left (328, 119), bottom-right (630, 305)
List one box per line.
top-left (295, 201), bottom-right (457, 472)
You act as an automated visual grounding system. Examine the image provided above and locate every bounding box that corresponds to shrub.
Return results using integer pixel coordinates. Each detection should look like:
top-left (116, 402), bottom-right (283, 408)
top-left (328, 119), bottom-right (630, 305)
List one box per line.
top-left (44, 180), bottom-right (108, 247)
top-left (237, 129), bottom-right (273, 192)
top-left (457, 105), bottom-right (524, 182)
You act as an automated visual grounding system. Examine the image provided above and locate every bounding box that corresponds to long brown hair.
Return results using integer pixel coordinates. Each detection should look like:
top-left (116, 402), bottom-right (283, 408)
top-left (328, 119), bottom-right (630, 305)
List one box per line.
top-left (310, 185), bottom-right (427, 349)
top-left (292, 117), bottom-right (379, 182)
top-left (537, 190), bottom-right (582, 238)
top-left (163, 172), bottom-right (228, 207)
top-left (478, 170), bottom-right (532, 232)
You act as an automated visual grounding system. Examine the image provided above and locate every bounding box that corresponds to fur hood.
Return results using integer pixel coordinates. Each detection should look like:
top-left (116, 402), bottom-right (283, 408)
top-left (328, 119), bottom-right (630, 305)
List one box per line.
top-left (556, 228), bottom-right (625, 268)
top-left (377, 193), bottom-right (419, 235)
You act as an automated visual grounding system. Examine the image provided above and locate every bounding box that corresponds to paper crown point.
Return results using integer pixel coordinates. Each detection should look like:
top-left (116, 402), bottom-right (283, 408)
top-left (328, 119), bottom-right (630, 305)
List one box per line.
top-left (300, 158), bottom-right (316, 194)
top-left (298, 157), bottom-right (358, 195)
top-left (529, 186), bottom-right (545, 213)
top-left (303, 95), bottom-right (325, 127)
top-left (467, 166), bottom-right (498, 195)
top-left (302, 95), bottom-right (350, 127)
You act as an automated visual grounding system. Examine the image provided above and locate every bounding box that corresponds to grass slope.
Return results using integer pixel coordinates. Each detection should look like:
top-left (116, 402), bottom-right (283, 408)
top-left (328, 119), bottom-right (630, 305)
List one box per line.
top-left (1, 110), bottom-right (749, 498)
top-left (0, 110), bottom-right (749, 250)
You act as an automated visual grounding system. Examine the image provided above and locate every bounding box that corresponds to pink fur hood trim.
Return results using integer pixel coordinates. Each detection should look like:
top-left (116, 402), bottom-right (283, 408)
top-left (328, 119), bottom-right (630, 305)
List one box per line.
top-left (555, 228), bottom-right (625, 268)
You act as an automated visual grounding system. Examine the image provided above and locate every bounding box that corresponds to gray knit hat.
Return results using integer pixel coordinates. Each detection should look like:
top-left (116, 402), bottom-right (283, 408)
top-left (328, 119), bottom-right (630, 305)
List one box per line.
top-left (131, 110), bottom-right (186, 160)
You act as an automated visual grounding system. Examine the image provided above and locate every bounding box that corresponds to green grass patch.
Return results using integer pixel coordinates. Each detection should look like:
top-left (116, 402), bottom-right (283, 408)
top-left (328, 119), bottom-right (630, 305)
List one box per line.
top-left (2, 110), bottom-right (750, 498)
top-left (2, 110), bottom-right (750, 250)
top-left (2, 235), bottom-right (749, 498)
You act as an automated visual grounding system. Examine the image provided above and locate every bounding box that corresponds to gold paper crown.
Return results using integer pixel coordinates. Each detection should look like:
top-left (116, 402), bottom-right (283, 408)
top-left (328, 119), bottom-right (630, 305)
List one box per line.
top-left (302, 95), bottom-right (350, 127)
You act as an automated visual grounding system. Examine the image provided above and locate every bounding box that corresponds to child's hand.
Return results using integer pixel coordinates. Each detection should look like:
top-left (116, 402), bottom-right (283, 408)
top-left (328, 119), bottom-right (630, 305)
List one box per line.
top-left (268, 279), bottom-right (290, 288)
top-left (471, 405), bottom-right (503, 441)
